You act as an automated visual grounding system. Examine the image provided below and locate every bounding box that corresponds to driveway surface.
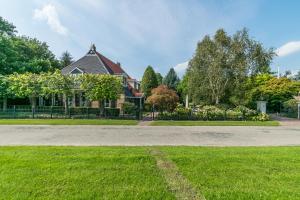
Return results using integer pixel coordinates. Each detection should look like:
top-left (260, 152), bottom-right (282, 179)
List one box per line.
top-left (0, 125), bottom-right (300, 146)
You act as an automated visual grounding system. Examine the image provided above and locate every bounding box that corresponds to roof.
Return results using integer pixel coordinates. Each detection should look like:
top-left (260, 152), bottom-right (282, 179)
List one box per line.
top-left (61, 44), bottom-right (126, 75)
top-left (61, 44), bottom-right (144, 97)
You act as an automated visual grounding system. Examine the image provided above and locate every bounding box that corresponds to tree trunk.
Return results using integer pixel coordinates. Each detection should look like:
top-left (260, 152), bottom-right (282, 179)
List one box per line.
top-left (51, 94), bottom-right (55, 106)
top-left (99, 100), bottom-right (105, 117)
top-left (3, 97), bottom-right (7, 112)
top-left (30, 96), bottom-right (37, 109)
top-left (63, 94), bottom-right (69, 115)
top-left (185, 94), bottom-right (189, 108)
top-left (215, 96), bottom-right (219, 105)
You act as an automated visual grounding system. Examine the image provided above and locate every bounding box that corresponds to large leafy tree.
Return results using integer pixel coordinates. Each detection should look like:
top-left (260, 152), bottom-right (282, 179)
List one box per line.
top-left (146, 85), bottom-right (179, 112)
top-left (248, 76), bottom-right (300, 112)
top-left (0, 17), bottom-right (60, 74)
top-left (187, 28), bottom-right (275, 105)
top-left (60, 51), bottom-right (73, 68)
top-left (141, 66), bottom-right (158, 97)
top-left (0, 16), bottom-right (16, 36)
top-left (80, 74), bottom-right (122, 115)
top-left (163, 68), bottom-right (180, 90)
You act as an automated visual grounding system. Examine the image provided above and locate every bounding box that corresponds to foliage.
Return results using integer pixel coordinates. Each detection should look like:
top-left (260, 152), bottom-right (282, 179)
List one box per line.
top-left (251, 113), bottom-right (270, 121)
top-left (0, 75), bottom-right (10, 98)
top-left (60, 51), bottom-right (73, 68)
top-left (176, 74), bottom-right (189, 101)
top-left (0, 17), bottom-right (59, 74)
top-left (141, 66), bottom-right (158, 97)
top-left (187, 28), bottom-right (275, 105)
top-left (163, 68), bottom-right (180, 90)
top-left (146, 85), bottom-right (179, 112)
top-left (0, 16), bottom-right (16, 36)
top-left (157, 105), bottom-right (259, 121)
top-left (282, 99), bottom-right (298, 118)
top-left (156, 73), bottom-right (163, 85)
top-left (80, 74), bottom-right (122, 102)
top-left (249, 76), bottom-right (300, 112)
top-left (40, 70), bottom-right (74, 98)
top-left (8, 73), bottom-right (43, 108)
top-left (122, 102), bottom-right (137, 115)
top-left (104, 108), bottom-right (120, 117)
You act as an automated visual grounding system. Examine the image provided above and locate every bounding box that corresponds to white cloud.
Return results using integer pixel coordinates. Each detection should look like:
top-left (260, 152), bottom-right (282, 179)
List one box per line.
top-left (33, 4), bottom-right (68, 35)
top-left (174, 61), bottom-right (189, 77)
top-left (276, 41), bottom-right (300, 57)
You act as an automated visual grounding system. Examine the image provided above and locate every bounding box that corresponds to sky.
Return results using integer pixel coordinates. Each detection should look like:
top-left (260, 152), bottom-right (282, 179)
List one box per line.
top-left (0, 0), bottom-right (300, 79)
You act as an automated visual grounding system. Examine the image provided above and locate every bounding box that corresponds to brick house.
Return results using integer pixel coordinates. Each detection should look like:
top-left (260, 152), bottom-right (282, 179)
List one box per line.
top-left (61, 44), bottom-right (143, 109)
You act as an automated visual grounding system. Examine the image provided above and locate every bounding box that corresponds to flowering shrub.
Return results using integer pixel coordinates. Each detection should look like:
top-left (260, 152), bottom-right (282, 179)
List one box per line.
top-left (157, 104), bottom-right (269, 121)
top-left (252, 113), bottom-right (270, 121)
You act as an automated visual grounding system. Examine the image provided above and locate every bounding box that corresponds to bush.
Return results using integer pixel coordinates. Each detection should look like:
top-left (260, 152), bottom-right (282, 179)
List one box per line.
top-left (226, 109), bottom-right (242, 120)
top-left (234, 105), bottom-right (257, 119)
top-left (252, 113), bottom-right (270, 121)
top-left (198, 106), bottom-right (224, 120)
top-left (283, 99), bottom-right (298, 112)
top-left (157, 104), bottom-right (269, 121)
top-left (122, 102), bottom-right (137, 115)
top-left (105, 108), bottom-right (120, 117)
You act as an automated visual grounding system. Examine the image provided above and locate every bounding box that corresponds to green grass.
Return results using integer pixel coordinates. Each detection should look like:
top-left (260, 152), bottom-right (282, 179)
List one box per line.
top-left (0, 119), bottom-right (138, 125)
top-left (1, 147), bottom-right (299, 199)
top-left (0, 147), bottom-right (174, 199)
top-left (150, 120), bottom-right (280, 126)
top-left (162, 147), bottom-right (300, 200)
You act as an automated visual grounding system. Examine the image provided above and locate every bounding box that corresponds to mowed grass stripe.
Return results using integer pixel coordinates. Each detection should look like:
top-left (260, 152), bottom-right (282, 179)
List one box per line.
top-left (0, 119), bottom-right (138, 125)
top-left (150, 120), bottom-right (279, 126)
top-left (150, 148), bottom-right (206, 200)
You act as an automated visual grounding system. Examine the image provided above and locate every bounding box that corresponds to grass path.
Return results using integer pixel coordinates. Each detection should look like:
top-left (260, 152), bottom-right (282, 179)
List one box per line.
top-left (150, 148), bottom-right (206, 200)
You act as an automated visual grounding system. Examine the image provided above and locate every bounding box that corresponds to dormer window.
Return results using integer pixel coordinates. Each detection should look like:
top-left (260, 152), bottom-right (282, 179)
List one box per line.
top-left (70, 67), bottom-right (84, 76)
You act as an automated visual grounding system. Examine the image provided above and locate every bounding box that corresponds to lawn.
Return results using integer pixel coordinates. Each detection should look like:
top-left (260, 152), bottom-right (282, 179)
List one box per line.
top-left (162, 147), bottom-right (300, 200)
top-left (0, 119), bottom-right (138, 125)
top-left (0, 147), bottom-right (174, 199)
top-left (0, 147), bottom-right (299, 199)
top-left (150, 120), bottom-right (280, 126)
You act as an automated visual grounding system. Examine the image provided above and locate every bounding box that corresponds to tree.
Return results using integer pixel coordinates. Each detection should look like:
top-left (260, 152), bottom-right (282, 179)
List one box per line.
top-left (0, 16), bottom-right (16, 36)
top-left (60, 51), bottom-right (73, 68)
top-left (248, 75), bottom-right (300, 112)
top-left (141, 66), bottom-right (158, 97)
top-left (40, 70), bottom-right (74, 112)
top-left (0, 75), bottom-right (11, 110)
top-left (0, 17), bottom-right (60, 74)
top-left (146, 85), bottom-right (179, 112)
top-left (8, 73), bottom-right (43, 109)
top-left (163, 68), bottom-right (180, 90)
top-left (176, 74), bottom-right (189, 104)
top-left (156, 73), bottom-right (163, 85)
top-left (187, 28), bottom-right (275, 105)
top-left (80, 74), bottom-right (122, 115)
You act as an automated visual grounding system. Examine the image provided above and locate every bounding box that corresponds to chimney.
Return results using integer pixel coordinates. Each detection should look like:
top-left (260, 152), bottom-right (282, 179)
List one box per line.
top-left (117, 62), bottom-right (121, 66)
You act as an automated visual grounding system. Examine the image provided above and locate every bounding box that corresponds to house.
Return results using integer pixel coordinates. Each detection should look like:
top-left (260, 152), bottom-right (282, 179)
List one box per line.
top-left (61, 44), bottom-right (143, 109)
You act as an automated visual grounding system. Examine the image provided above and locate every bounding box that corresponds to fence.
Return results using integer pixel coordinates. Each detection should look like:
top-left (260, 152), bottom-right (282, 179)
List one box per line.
top-left (0, 105), bottom-right (139, 120)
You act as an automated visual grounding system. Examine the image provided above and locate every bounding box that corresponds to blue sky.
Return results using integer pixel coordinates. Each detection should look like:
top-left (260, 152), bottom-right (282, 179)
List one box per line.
top-left (0, 0), bottom-right (300, 79)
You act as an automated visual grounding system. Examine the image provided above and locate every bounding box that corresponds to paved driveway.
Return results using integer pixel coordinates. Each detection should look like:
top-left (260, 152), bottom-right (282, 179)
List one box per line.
top-left (0, 125), bottom-right (300, 146)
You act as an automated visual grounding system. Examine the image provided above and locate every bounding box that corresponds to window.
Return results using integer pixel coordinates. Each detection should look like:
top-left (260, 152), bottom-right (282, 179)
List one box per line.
top-left (105, 99), bottom-right (110, 108)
